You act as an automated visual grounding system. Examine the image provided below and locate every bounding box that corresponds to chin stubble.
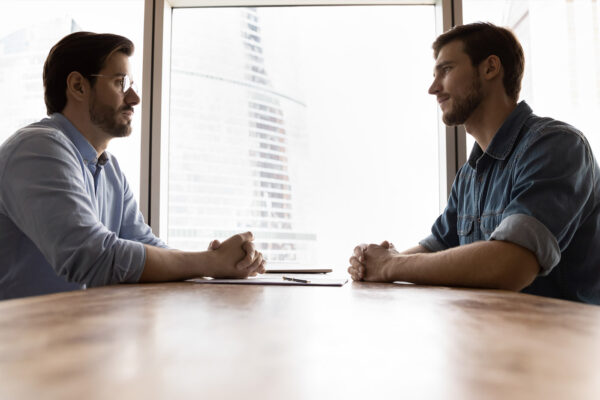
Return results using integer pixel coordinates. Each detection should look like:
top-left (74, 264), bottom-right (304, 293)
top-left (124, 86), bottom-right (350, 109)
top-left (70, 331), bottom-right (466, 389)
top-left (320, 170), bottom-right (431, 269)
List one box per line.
top-left (442, 76), bottom-right (483, 126)
top-left (89, 96), bottom-right (132, 138)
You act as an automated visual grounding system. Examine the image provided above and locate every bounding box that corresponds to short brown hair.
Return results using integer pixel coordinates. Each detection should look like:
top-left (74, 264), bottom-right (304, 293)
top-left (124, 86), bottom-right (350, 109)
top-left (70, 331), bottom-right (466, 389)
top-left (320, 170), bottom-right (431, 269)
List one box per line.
top-left (43, 32), bottom-right (134, 115)
top-left (432, 22), bottom-right (524, 101)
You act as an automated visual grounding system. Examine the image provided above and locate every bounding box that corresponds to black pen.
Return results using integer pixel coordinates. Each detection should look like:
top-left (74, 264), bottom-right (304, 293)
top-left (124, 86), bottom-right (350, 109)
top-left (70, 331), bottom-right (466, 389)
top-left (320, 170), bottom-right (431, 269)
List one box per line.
top-left (282, 276), bottom-right (310, 284)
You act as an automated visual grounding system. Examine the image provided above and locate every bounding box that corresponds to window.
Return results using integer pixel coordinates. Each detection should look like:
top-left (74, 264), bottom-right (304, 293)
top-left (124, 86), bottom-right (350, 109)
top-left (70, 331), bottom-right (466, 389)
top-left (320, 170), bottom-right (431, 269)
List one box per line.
top-left (462, 0), bottom-right (600, 157)
top-left (167, 5), bottom-right (441, 269)
top-left (0, 0), bottom-right (145, 200)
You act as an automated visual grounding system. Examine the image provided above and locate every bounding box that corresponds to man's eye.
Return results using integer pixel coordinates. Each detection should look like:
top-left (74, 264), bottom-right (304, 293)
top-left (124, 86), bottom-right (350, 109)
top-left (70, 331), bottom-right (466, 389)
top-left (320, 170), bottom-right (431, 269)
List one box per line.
top-left (116, 78), bottom-right (124, 88)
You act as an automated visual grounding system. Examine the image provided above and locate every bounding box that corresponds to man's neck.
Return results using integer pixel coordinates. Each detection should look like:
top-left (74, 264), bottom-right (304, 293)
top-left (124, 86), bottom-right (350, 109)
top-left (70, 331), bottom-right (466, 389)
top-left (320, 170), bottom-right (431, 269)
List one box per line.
top-left (464, 97), bottom-right (517, 151)
top-left (61, 107), bottom-right (109, 158)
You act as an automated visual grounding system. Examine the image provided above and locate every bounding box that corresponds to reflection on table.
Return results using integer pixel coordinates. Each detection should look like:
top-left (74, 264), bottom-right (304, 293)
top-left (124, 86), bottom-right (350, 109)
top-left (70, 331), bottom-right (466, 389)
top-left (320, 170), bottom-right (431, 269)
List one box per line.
top-left (1, 281), bottom-right (599, 400)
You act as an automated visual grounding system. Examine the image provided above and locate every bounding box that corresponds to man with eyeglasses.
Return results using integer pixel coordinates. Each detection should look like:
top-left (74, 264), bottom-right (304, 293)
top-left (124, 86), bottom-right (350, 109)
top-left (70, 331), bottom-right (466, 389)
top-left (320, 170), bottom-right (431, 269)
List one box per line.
top-left (0, 32), bottom-right (265, 300)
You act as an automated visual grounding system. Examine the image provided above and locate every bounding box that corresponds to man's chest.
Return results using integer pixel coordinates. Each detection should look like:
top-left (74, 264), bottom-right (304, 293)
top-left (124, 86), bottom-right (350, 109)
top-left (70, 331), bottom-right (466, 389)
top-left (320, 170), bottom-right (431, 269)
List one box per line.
top-left (82, 167), bottom-right (124, 230)
top-left (455, 161), bottom-right (513, 244)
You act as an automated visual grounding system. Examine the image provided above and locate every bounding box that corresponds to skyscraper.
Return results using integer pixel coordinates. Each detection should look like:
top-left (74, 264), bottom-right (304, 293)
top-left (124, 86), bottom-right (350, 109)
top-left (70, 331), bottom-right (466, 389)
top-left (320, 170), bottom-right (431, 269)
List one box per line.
top-left (168, 7), bottom-right (317, 264)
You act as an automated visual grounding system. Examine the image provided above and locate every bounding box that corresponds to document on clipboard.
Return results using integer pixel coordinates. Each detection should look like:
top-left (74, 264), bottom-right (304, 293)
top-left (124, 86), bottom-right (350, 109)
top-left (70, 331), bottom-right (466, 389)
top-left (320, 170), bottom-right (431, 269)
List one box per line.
top-left (264, 268), bottom-right (333, 274)
top-left (264, 265), bottom-right (333, 274)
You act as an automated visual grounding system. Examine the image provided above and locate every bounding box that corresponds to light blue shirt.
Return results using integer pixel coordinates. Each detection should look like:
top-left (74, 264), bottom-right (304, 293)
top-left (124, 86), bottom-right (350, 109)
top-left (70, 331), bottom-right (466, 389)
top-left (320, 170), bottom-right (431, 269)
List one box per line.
top-left (0, 113), bottom-right (167, 300)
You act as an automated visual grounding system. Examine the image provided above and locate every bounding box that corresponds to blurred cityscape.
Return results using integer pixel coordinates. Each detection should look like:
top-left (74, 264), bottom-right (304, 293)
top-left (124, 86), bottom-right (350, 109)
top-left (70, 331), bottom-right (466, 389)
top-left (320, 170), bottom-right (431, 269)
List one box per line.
top-left (168, 8), bottom-right (317, 264)
top-left (0, 17), bottom-right (81, 139)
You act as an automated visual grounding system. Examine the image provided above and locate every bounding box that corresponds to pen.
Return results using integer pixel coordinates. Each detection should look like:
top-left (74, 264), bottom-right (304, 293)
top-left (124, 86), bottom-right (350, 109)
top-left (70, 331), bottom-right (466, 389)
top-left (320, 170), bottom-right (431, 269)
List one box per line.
top-left (282, 276), bottom-right (311, 284)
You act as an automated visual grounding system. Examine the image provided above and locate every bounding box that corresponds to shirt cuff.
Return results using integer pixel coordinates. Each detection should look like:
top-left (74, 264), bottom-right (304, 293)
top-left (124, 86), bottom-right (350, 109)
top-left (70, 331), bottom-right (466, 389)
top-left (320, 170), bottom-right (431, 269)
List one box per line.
top-left (419, 234), bottom-right (447, 252)
top-left (489, 213), bottom-right (560, 276)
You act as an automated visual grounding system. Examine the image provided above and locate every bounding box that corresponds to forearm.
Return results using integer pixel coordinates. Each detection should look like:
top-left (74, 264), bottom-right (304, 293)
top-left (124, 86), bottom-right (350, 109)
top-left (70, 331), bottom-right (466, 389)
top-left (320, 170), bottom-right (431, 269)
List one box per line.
top-left (390, 240), bottom-right (539, 291)
top-left (139, 245), bottom-right (213, 282)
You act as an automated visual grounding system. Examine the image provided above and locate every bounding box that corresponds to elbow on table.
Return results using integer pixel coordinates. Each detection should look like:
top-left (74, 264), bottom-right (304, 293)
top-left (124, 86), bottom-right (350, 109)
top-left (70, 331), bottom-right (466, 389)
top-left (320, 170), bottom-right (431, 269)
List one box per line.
top-left (495, 249), bottom-right (541, 292)
top-left (51, 235), bottom-right (140, 288)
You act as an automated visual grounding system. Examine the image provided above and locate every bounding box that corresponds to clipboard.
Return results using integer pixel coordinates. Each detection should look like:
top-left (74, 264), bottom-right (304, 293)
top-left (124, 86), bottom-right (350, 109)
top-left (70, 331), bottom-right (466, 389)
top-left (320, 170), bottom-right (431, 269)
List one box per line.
top-left (264, 267), bottom-right (333, 274)
top-left (188, 274), bottom-right (347, 287)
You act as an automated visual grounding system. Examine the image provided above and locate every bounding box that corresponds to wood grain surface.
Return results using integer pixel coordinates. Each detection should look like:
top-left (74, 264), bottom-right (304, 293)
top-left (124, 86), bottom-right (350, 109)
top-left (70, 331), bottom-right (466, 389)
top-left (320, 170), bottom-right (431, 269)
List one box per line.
top-left (1, 281), bottom-right (599, 400)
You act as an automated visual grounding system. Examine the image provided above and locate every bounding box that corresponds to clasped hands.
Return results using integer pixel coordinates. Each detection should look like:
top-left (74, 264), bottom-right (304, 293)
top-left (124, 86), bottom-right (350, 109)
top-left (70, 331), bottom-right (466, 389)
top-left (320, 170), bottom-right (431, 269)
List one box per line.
top-left (208, 234), bottom-right (401, 281)
top-left (348, 240), bottom-right (401, 282)
top-left (208, 231), bottom-right (266, 278)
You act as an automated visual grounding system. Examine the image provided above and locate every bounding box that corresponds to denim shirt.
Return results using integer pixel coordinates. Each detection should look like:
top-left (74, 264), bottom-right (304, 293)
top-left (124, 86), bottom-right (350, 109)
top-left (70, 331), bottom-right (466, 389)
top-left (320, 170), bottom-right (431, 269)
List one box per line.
top-left (0, 113), bottom-right (167, 300)
top-left (420, 102), bottom-right (600, 304)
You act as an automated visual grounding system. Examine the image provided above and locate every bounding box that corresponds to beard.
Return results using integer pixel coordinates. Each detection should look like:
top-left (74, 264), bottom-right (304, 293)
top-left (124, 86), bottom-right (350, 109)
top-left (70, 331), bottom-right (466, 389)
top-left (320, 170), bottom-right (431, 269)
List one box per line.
top-left (89, 93), bottom-right (132, 138)
top-left (442, 74), bottom-right (483, 126)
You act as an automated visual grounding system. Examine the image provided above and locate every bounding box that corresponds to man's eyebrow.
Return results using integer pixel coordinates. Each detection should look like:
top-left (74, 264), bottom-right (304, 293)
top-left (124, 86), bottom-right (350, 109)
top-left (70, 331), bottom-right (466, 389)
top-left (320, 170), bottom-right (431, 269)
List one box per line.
top-left (434, 61), bottom-right (453, 70)
top-left (433, 61), bottom-right (453, 76)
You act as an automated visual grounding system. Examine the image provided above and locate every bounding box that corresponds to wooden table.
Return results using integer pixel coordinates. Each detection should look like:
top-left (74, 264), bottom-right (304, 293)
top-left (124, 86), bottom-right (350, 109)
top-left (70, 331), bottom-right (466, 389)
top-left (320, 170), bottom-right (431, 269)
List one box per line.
top-left (1, 281), bottom-right (599, 400)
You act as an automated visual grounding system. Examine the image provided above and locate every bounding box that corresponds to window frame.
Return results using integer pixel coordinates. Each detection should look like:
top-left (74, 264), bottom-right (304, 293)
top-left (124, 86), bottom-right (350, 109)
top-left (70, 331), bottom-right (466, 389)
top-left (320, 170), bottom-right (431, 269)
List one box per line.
top-left (140, 0), bottom-right (466, 238)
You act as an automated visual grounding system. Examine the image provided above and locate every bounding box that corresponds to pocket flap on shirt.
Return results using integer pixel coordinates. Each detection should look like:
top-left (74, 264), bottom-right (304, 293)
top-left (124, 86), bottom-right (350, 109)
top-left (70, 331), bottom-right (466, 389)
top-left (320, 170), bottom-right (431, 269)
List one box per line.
top-left (480, 214), bottom-right (503, 235)
top-left (457, 218), bottom-right (474, 236)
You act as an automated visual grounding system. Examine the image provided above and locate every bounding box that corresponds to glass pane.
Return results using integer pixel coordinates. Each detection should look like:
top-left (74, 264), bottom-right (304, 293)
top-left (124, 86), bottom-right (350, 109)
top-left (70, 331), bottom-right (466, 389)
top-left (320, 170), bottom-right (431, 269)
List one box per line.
top-left (0, 0), bottom-right (144, 200)
top-left (462, 0), bottom-right (600, 156)
top-left (168, 6), bottom-right (440, 270)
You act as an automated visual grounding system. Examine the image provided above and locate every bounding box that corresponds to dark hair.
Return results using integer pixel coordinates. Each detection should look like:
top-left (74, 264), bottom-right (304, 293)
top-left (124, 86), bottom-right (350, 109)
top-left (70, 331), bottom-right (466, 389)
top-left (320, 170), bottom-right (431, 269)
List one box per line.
top-left (432, 22), bottom-right (524, 101)
top-left (43, 32), bottom-right (134, 115)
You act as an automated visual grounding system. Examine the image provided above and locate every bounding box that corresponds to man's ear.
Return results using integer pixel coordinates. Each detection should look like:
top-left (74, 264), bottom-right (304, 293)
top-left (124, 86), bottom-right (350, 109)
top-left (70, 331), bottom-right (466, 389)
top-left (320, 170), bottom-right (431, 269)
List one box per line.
top-left (481, 55), bottom-right (502, 80)
top-left (65, 71), bottom-right (88, 102)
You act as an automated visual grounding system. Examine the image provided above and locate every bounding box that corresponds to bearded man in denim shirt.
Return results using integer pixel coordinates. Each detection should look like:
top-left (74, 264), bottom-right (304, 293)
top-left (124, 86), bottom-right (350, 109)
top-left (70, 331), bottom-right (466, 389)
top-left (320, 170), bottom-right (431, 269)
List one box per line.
top-left (348, 22), bottom-right (600, 304)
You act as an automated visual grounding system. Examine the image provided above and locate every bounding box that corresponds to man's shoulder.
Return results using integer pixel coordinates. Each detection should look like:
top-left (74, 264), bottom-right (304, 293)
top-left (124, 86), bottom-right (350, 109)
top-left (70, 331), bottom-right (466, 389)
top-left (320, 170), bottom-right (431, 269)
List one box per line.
top-left (509, 114), bottom-right (597, 179)
top-left (512, 114), bottom-right (589, 158)
top-left (0, 119), bottom-right (75, 157)
top-left (0, 119), bottom-right (81, 183)
top-left (523, 114), bottom-right (586, 144)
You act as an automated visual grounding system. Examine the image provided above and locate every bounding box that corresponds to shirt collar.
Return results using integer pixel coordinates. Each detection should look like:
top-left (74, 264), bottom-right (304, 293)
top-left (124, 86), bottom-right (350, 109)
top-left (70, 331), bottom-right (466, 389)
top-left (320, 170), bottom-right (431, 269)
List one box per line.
top-left (50, 113), bottom-right (110, 166)
top-left (467, 101), bottom-right (533, 168)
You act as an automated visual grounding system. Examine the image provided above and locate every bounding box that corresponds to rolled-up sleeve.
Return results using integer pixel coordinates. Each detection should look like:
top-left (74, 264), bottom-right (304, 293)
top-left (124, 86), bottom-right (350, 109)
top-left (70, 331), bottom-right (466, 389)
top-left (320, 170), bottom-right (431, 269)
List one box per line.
top-left (490, 128), bottom-right (595, 275)
top-left (419, 234), bottom-right (447, 252)
top-left (1, 133), bottom-right (146, 286)
top-left (490, 214), bottom-right (560, 275)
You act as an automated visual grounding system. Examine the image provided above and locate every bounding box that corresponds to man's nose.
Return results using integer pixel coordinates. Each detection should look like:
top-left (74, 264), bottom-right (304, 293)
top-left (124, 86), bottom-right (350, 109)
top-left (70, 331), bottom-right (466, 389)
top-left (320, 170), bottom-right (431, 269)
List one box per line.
top-left (428, 78), bottom-right (440, 95)
top-left (125, 88), bottom-right (140, 106)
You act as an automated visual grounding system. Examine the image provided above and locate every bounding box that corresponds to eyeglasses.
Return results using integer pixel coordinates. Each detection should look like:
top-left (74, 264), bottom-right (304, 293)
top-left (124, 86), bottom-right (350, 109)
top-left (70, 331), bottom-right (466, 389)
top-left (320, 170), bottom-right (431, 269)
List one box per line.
top-left (88, 74), bottom-right (138, 94)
